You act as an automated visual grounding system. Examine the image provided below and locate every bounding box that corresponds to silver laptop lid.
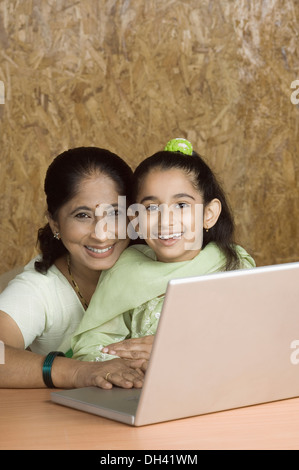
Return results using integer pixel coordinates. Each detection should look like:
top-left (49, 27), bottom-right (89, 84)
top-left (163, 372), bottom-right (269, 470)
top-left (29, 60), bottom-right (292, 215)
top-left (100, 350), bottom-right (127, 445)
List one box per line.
top-left (52, 262), bottom-right (299, 426)
top-left (134, 262), bottom-right (299, 425)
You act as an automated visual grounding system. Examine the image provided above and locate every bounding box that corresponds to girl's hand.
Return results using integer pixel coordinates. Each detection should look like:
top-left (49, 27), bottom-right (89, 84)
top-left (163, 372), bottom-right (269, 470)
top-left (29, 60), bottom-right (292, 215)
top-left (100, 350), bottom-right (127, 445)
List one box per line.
top-left (101, 335), bottom-right (154, 360)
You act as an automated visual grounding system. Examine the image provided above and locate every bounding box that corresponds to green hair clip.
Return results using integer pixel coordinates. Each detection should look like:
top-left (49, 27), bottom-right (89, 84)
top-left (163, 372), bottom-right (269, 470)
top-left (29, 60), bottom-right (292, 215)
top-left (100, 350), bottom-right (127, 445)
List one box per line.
top-left (164, 138), bottom-right (193, 156)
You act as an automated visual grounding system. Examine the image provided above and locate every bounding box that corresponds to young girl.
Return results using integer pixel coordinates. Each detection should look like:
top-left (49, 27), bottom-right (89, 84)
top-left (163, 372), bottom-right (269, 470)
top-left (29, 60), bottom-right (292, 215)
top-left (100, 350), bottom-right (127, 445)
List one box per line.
top-left (71, 139), bottom-right (255, 362)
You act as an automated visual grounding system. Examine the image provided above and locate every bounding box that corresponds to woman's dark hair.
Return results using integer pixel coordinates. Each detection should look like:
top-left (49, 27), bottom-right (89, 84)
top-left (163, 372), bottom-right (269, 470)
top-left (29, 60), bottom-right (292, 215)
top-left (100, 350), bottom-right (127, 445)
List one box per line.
top-left (133, 150), bottom-right (239, 271)
top-left (35, 146), bottom-right (133, 273)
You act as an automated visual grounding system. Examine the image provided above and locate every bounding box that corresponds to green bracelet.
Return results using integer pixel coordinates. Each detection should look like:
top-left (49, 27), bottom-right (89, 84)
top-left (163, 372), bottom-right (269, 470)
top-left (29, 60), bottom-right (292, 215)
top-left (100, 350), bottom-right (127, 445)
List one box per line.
top-left (42, 351), bottom-right (65, 388)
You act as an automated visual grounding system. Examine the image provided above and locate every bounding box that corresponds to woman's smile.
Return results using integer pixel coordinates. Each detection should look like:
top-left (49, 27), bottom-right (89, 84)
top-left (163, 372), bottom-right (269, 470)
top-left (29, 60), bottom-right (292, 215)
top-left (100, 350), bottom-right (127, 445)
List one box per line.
top-left (85, 244), bottom-right (113, 254)
top-left (84, 244), bottom-right (115, 258)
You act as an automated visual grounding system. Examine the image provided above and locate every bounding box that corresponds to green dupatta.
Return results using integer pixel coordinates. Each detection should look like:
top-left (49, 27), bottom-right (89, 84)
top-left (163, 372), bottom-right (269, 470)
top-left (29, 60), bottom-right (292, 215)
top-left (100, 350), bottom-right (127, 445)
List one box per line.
top-left (71, 242), bottom-right (255, 360)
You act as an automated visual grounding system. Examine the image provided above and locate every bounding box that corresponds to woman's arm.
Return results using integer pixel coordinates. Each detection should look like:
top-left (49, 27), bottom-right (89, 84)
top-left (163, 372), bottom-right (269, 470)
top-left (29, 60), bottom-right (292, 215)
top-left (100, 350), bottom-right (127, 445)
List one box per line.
top-left (0, 310), bottom-right (25, 348)
top-left (0, 311), bottom-right (145, 389)
top-left (0, 344), bottom-right (145, 389)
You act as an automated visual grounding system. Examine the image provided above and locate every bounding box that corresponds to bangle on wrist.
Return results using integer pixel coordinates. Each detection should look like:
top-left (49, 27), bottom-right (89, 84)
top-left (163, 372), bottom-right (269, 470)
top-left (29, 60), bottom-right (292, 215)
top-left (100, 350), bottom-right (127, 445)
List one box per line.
top-left (42, 351), bottom-right (65, 388)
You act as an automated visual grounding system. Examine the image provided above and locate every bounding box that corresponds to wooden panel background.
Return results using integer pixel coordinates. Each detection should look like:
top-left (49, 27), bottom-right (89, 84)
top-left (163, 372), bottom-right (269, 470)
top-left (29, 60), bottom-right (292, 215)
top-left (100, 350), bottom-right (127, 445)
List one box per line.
top-left (0, 0), bottom-right (299, 274)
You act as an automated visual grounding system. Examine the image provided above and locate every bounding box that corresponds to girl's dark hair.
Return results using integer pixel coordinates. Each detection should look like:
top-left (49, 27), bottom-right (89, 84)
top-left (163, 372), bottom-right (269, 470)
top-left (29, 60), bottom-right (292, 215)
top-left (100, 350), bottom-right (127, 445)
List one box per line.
top-left (35, 146), bottom-right (133, 273)
top-left (133, 150), bottom-right (239, 271)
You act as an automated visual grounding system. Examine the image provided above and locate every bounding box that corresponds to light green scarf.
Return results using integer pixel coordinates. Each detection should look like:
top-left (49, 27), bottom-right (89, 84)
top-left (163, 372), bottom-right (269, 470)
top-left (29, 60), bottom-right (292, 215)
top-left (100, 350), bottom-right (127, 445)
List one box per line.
top-left (71, 242), bottom-right (255, 361)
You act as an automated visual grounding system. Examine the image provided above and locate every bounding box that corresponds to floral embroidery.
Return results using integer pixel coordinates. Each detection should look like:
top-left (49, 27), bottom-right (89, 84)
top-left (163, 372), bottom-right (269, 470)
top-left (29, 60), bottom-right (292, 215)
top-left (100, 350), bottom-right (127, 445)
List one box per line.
top-left (131, 295), bottom-right (165, 338)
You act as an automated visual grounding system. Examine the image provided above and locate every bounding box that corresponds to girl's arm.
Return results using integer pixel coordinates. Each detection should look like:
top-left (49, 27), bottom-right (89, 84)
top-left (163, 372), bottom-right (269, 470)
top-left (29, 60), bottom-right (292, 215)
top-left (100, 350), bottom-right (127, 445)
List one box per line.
top-left (102, 335), bottom-right (154, 361)
top-left (71, 313), bottom-right (131, 362)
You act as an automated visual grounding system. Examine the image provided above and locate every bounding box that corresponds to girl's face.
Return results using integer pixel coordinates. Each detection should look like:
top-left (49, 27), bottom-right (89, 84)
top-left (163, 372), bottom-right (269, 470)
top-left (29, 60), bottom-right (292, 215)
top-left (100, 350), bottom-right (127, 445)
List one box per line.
top-left (136, 168), bottom-right (221, 263)
top-left (48, 174), bottom-right (129, 272)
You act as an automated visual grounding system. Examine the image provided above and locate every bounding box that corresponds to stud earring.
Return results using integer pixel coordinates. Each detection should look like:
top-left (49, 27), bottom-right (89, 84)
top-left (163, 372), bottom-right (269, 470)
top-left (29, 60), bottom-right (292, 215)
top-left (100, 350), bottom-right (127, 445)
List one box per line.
top-left (205, 227), bottom-right (209, 233)
top-left (53, 232), bottom-right (60, 240)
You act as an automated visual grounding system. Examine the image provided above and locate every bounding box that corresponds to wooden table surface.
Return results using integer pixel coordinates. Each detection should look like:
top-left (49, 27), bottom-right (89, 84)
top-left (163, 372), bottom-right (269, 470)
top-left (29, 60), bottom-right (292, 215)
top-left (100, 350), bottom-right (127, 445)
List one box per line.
top-left (1, 388), bottom-right (299, 450)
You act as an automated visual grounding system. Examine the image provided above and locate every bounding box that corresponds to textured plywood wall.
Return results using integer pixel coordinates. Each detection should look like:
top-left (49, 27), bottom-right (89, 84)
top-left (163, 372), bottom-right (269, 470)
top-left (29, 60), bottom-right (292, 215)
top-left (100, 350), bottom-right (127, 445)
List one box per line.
top-left (0, 0), bottom-right (299, 273)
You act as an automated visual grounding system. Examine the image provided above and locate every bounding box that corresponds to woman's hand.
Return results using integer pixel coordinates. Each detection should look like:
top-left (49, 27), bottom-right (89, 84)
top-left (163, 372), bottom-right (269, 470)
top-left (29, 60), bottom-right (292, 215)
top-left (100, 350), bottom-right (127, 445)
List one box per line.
top-left (68, 357), bottom-right (146, 390)
top-left (101, 335), bottom-right (154, 361)
top-left (0, 345), bottom-right (147, 390)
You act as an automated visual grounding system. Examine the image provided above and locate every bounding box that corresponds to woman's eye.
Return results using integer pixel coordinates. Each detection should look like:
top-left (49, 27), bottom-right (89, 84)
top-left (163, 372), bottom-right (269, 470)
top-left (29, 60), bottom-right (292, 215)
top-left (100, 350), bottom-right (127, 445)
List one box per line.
top-left (75, 212), bottom-right (90, 219)
top-left (107, 209), bottom-right (120, 217)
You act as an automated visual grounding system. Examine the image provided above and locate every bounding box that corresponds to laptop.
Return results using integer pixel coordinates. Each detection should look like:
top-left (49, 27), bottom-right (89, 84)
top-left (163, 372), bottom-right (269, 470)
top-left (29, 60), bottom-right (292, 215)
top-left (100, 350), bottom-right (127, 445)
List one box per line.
top-left (51, 261), bottom-right (299, 426)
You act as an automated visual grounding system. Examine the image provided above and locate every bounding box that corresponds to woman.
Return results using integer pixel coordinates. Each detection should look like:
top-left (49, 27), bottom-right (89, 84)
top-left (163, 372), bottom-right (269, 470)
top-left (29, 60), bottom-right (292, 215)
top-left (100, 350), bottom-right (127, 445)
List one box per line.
top-left (0, 147), bottom-right (145, 389)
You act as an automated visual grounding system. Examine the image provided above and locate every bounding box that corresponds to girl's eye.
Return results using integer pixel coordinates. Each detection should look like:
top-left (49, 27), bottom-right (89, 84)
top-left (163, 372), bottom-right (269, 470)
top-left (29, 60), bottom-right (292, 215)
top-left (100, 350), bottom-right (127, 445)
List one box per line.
top-left (146, 204), bottom-right (159, 212)
top-left (175, 202), bottom-right (189, 209)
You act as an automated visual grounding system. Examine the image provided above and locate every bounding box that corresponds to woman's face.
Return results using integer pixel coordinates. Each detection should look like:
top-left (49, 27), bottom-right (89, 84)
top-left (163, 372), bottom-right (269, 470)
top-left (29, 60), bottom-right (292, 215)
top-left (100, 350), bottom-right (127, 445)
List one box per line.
top-left (49, 173), bottom-right (129, 272)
